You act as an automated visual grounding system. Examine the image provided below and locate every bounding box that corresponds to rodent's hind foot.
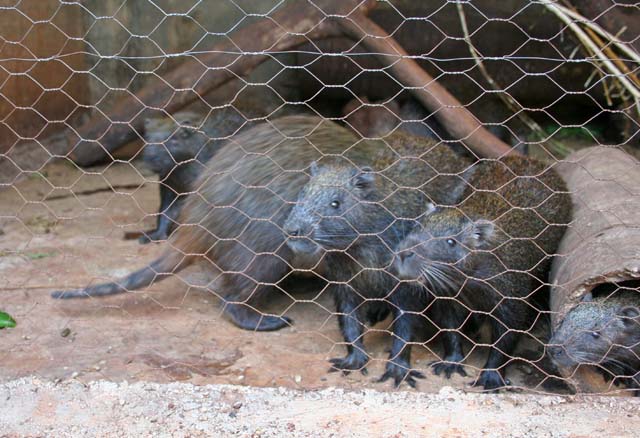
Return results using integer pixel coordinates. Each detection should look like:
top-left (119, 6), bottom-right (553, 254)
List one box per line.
top-left (430, 360), bottom-right (468, 379)
top-left (472, 369), bottom-right (510, 391)
top-left (254, 315), bottom-right (293, 331)
top-left (328, 353), bottom-right (369, 376)
top-left (378, 361), bottom-right (425, 389)
top-left (225, 304), bottom-right (293, 332)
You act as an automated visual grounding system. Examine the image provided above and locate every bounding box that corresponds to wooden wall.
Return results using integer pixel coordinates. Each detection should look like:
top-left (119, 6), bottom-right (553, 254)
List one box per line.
top-left (0, 0), bottom-right (283, 154)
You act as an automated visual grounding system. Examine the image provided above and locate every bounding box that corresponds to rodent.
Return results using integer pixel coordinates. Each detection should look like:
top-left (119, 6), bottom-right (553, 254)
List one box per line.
top-left (283, 130), bottom-right (472, 374)
top-left (549, 282), bottom-right (640, 395)
top-left (391, 155), bottom-right (572, 390)
top-left (138, 108), bottom-right (249, 243)
top-left (51, 116), bottom-right (367, 331)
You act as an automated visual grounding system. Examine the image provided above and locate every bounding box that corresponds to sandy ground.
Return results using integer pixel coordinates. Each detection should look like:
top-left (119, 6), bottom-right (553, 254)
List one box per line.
top-left (1, 158), bottom-right (638, 436)
top-left (2, 377), bottom-right (640, 437)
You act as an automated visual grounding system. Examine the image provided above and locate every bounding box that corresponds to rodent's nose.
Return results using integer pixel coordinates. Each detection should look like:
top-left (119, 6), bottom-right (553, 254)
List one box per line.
top-left (549, 346), bottom-right (564, 357)
top-left (398, 251), bottom-right (415, 263)
top-left (285, 228), bottom-right (300, 237)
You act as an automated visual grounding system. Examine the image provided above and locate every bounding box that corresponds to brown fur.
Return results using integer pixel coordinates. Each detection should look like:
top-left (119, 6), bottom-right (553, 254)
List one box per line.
top-left (283, 130), bottom-right (472, 373)
top-left (389, 155), bottom-right (572, 389)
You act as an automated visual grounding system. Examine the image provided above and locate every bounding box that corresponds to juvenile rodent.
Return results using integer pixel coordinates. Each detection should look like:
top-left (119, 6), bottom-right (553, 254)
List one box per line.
top-left (139, 108), bottom-right (248, 243)
top-left (549, 283), bottom-right (640, 395)
top-left (391, 155), bottom-right (572, 390)
top-left (283, 130), bottom-right (472, 374)
top-left (52, 116), bottom-right (369, 331)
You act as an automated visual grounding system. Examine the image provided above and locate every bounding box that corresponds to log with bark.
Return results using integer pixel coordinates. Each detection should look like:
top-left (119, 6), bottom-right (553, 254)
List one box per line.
top-left (550, 146), bottom-right (640, 325)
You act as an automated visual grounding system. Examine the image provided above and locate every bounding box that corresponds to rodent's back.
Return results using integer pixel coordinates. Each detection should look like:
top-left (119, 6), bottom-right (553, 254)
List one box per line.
top-left (462, 156), bottom-right (571, 268)
top-left (170, 116), bottom-right (367, 257)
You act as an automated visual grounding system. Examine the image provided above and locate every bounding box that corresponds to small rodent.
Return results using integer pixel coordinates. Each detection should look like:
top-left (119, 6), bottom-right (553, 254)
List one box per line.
top-left (138, 108), bottom-right (248, 243)
top-left (283, 130), bottom-right (472, 374)
top-left (549, 282), bottom-right (640, 395)
top-left (391, 155), bottom-right (572, 390)
top-left (52, 116), bottom-right (365, 331)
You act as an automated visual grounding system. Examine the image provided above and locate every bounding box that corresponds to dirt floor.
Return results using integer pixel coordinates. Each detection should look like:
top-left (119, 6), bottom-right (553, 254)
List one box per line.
top-left (1, 158), bottom-right (638, 435)
top-left (3, 377), bottom-right (640, 437)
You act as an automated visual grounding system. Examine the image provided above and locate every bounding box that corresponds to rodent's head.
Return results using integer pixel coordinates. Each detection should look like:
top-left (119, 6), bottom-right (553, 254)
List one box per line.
top-left (549, 293), bottom-right (640, 375)
top-left (144, 111), bottom-right (202, 144)
top-left (142, 111), bottom-right (210, 173)
top-left (283, 161), bottom-right (381, 255)
top-left (393, 205), bottom-right (495, 290)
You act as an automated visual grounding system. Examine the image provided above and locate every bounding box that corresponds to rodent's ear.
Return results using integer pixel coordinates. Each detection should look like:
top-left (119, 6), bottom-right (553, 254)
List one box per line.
top-left (425, 202), bottom-right (437, 216)
top-left (468, 220), bottom-right (494, 247)
top-left (351, 166), bottom-right (376, 191)
top-left (581, 293), bottom-right (594, 302)
top-left (619, 306), bottom-right (640, 325)
top-left (309, 161), bottom-right (320, 176)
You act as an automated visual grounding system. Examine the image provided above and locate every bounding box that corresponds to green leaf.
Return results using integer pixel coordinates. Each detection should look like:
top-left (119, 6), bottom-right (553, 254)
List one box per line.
top-left (0, 311), bottom-right (17, 329)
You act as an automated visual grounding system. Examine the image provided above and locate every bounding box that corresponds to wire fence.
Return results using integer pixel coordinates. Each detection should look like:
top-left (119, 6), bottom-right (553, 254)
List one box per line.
top-left (1, 0), bottom-right (639, 396)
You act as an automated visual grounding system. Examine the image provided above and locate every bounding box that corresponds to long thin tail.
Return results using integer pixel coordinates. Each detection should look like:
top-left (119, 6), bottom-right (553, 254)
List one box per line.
top-left (51, 250), bottom-right (189, 299)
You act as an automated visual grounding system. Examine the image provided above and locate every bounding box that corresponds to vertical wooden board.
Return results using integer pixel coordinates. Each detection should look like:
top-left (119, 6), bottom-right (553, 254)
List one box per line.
top-left (0, 0), bottom-right (89, 153)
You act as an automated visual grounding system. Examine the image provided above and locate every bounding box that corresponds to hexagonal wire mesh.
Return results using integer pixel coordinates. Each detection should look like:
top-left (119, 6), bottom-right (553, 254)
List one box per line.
top-left (0, 0), bottom-right (639, 396)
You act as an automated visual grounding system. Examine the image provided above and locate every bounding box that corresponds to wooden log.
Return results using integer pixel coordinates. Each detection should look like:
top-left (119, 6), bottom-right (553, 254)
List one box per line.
top-left (335, 12), bottom-right (516, 158)
top-left (550, 146), bottom-right (640, 328)
top-left (67, 0), bottom-right (372, 166)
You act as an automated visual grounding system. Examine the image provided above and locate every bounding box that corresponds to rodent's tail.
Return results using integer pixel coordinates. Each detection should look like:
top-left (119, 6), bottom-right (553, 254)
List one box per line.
top-left (51, 250), bottom-right (189, 299)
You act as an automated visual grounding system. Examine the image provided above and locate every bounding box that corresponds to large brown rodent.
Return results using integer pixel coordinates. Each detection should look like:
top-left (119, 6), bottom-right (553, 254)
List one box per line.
top-left (549, 281), bottom-right (640, 395)
top-left (52, 116), bottom-right (368, 331)
top-left (138, 108), bottom-right (249, 243)
top-left (391, 155), bottom-right (572, 390)
top-left (282, 130), bottom-right (472, 374)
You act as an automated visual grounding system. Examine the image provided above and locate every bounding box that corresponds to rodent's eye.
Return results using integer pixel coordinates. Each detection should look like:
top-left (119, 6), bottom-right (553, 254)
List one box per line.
top-left (591, 331), bottom-right (600, 339)
top-left (446, 238), bottom-right (456, 247)
top-left (179, 129), bottom-right (193, 139)
top-left (330, 200), bottom-right (340, 209)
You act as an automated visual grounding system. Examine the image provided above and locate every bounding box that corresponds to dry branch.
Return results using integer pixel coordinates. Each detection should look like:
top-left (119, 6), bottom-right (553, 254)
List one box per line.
top-left (68, 0), bottom-right (374, 166)
top-left (334, 11), bottom-right (517, 158)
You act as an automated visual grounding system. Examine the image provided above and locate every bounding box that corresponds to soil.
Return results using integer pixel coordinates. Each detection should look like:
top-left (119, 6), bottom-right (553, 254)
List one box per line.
top-left (1, 158), bottom-right (638, 436)
top-left (3, 378), bottom-right (640, 437)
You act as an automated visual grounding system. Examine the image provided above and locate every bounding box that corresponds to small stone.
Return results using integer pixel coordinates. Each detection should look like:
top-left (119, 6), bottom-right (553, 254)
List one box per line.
top-left (232, 401), bottom-right (243, 410)
top-left (60, 328), bottom-right (71, 338)
top-left (287, 423), bottom-right (296, 432)
top-left (294, 375), bottom-right (302, 384)
top-left (237, 375), bottom-right (245, 381)
top-left (70, 372), bottom-right (79, 379)
top-left (168, 403), bottom-right (175, 410)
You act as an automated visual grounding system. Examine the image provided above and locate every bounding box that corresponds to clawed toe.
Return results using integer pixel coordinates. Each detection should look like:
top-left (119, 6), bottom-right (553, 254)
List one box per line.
top-left (430, 360), bottom-right (467, 379)
top-left (378, 364), bottom-right (425, 388)
top-left (328, 357), bottom-right (368, 375)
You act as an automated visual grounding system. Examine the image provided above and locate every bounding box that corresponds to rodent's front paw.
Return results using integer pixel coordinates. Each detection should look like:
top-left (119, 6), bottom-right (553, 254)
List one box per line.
top-left (378, 361), bottom-right (425, 389)
top-left (472, 370), bottom-right (510, 391)
top-left (328, 354), bottom-right (368, 376)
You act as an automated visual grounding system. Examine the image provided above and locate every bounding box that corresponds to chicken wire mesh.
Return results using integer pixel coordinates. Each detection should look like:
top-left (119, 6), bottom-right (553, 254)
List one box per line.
top-left (0, 0), bottom-right (639, 397)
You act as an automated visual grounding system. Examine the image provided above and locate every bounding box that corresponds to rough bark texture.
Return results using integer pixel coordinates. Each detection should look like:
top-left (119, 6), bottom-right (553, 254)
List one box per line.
top-left (550, 146), bottom-right (640, 328)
